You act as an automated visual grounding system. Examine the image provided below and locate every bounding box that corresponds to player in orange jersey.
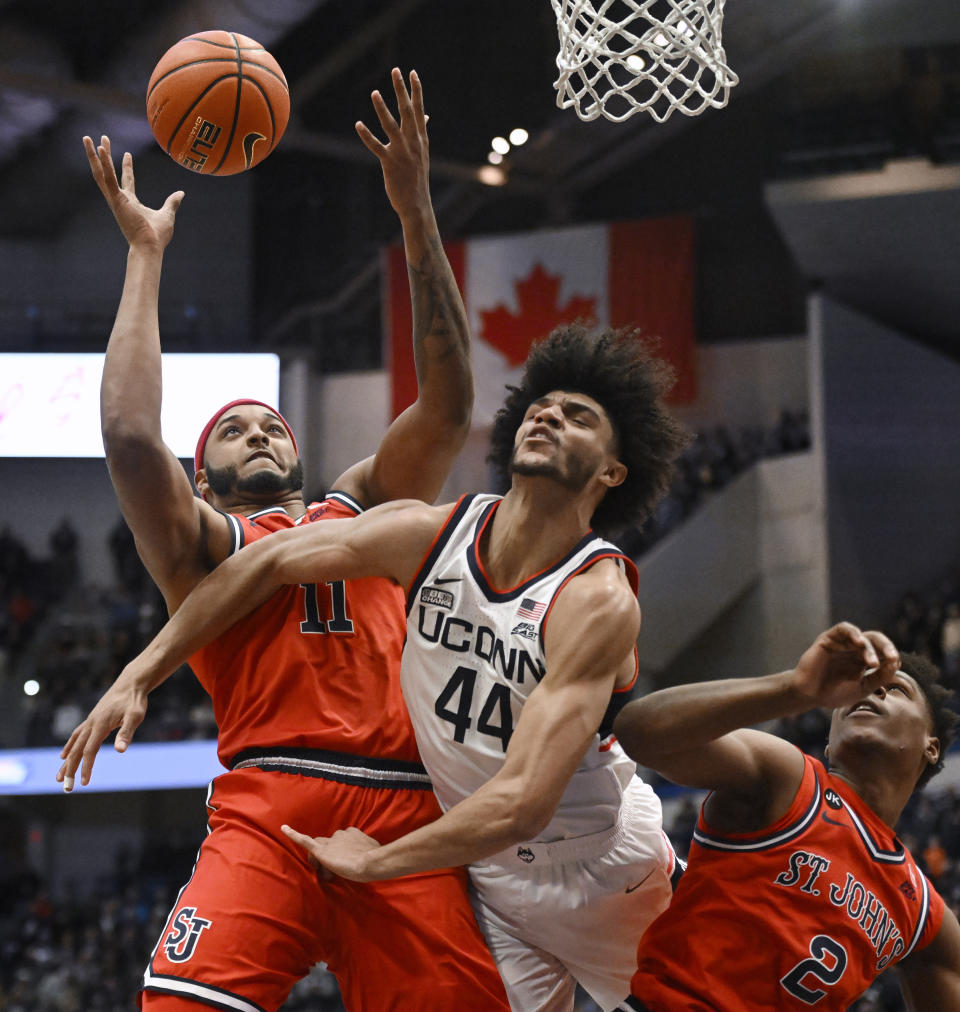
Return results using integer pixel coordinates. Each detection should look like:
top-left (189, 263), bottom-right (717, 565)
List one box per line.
top-left (614, 621), bottom-right (960, 1011)
top-left (85, 326), bottom-right (691, 1011)
top-left (57, 69), bottom-right (509, 1012)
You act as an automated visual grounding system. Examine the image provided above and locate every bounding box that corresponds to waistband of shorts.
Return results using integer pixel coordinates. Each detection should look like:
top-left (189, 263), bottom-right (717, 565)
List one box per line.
top-left (228, 746), bottom-right (433, 791)
top-left (483, 816), bottom-right (626, 869)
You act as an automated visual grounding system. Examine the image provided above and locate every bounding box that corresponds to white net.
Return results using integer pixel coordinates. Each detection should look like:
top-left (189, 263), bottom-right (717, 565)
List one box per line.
top-left (551, 0), bottom-right (738, 124)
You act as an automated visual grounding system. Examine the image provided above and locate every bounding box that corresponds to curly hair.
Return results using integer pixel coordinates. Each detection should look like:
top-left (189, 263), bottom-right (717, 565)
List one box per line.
top-left (898, 651), bottom-right (959, 790)
top-left (488, 324), bottom-right (690, 535)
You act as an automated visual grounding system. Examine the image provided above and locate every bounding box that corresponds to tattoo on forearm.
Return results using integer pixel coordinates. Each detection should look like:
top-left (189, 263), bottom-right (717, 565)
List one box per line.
top-left (408, 235), bottom-right (469, 385)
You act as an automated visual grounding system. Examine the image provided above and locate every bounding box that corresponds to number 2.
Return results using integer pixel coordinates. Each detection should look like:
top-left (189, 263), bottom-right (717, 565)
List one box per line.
top-left (780, 935), bottom-right (848, 1004)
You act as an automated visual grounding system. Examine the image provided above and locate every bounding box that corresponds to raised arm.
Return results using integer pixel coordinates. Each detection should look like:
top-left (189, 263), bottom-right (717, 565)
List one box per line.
top-left (58, 498), bottom-right (442, 790)
top-left (335, 69), bottom-right (473, 507)
top-left (899, 905), bottom-right (960, 1010)
top-left (613, 622), bottom-right (901, 828)
top-left (86, 136), bottom-right (231, 607)
top-left (283, 560), bottom-right (640, 878)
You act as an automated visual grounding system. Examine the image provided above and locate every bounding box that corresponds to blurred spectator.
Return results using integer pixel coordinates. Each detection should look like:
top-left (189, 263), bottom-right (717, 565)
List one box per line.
top-left (47, 518), bottom-right (79, 597)
top-left (942, 602), bottom-right (960, 679)
top-left (924, 835), bottom-right (949, 882)
top-left (108, 516), bottom-right (147, 598)
top-left (0, 525), bottom-right (30, 596)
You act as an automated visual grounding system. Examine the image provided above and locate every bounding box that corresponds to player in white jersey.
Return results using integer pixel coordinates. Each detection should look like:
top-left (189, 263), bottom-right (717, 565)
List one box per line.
top-left (107, 324), bottom-right (691, 1011)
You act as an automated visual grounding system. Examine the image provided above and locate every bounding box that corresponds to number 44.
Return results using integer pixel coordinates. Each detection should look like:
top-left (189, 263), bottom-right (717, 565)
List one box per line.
top-left (435, 666), bottom-right (514, 752)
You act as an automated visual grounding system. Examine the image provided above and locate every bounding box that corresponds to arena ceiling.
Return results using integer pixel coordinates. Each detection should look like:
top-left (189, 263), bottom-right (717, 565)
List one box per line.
top-left (1, 0), bottom-right (959, 363)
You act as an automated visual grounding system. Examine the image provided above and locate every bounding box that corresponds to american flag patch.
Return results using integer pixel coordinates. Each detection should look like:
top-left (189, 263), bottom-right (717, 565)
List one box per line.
top-left (517, 597), bottom-right (546, 621)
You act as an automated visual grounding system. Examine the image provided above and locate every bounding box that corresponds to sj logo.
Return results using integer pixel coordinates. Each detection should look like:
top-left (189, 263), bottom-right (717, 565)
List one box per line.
top-left (163, 906), bottom-right (212, 963)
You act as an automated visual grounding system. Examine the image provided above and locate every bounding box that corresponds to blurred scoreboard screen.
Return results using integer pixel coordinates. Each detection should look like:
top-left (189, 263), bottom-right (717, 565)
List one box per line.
top-left (0, 353), bottom-right (280, 458)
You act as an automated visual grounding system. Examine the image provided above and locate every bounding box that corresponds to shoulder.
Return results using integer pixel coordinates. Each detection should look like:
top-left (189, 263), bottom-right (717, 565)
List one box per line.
top-left (554, 557), bottom-right (638, 619)
top-left (898, 897), bottom-right (960, 989)
top-left (546, 559), bottom-right (640, 658)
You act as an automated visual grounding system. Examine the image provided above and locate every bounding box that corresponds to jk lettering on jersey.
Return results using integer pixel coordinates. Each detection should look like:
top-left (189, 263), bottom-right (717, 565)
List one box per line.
top-left (163, 906), bottom-right (212, 963)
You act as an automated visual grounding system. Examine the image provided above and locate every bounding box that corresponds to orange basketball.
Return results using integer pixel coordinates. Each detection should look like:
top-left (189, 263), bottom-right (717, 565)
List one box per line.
top-left (146, 30), bottom-right (290, 176)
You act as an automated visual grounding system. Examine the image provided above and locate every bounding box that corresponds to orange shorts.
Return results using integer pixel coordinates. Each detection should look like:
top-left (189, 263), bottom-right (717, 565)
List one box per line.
top-left (140, 763), bottom-right (508, 1012)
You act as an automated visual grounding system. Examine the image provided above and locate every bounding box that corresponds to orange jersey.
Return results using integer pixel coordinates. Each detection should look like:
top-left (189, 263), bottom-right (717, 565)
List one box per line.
top-left (189, 492), bottom-right (421, 767)
top-left (632, 754), bottom-right (944, 1010)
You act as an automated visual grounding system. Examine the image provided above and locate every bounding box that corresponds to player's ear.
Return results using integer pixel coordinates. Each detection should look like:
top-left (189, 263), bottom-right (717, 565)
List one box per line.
top-left (195, 469), bottom-right (210, 502)
top-left (924, 735), bottom-right (940, 769)
top-left (599, 459), bottom-right (627, 490)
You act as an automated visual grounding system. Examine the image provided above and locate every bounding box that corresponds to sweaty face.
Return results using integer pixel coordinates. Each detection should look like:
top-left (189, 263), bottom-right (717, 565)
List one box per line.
top-left (828, 670), bottom-right (938, 782)
top-left (200, 405), bottom-right (303, 501)
top-left (510, 390), bottom-right (618, 493)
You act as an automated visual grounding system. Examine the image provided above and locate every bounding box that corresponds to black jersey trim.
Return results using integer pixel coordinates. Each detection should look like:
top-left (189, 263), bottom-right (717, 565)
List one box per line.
top-left (840, 799), bottom-right (906, 864)
top-left (323, 489), bottom-right (364, 515)
top-left (218, 510), bottom-right (244, 556)
top-left (243, 505), bottom-right (291, 521)
top-left (902, 873), bottom-right (932, 960)
top-left (405, 493), bottom-right (477, 617)
top-left (229, 747), bottom-right (432, 791)
top-left (144, 780), bottom-right (227, 995)
top-left (466, 500), bottom-right (600, 603)
top-left (141, 972), bottom-right (268, 1012)
top-left (694, 777), bottom-right (822, 853)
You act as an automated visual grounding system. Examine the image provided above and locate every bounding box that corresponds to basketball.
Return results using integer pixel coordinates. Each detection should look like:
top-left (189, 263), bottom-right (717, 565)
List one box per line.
top-left (146, 30), bottom-right (290, 176)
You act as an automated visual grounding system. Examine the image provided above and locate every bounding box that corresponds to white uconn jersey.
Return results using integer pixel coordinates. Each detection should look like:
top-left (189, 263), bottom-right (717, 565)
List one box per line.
top-left (403, 493), bottom-right (640, 844)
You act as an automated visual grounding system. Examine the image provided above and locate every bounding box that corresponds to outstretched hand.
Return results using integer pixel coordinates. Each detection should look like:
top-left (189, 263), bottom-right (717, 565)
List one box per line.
top-left (791, 622), bottom-right (900, 711)
top-left (56, 671), bottom-right (148, 792)
top-left (281, 824), bottom-right (382, 882)
top-left (355, 68), bottom-right (430, 222)
top-left (83, 134), bottom-right (183, 251)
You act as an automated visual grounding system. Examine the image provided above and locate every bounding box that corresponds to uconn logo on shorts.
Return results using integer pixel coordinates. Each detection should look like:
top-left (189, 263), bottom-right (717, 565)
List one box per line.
top-left (163, 906), bottom-right (212, 962)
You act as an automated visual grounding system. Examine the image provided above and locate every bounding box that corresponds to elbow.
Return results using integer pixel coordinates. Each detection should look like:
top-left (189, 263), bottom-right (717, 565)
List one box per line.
top-left (271, 538), bottom-right (307, 587)
top-left (505, 805), bottom-right (551, 844)
top-left (446, 395), bottom-right (472, 433)
top-left (497, 786), bottom-right (556, 843)
top-left (421, 374), bottom-right (474, 433)
top-left (101, 415), bottom-right (160, 463)
top-left (426, 400), bottom-right (472, 439)
top-left (613, 702), bottom-right (653, 765)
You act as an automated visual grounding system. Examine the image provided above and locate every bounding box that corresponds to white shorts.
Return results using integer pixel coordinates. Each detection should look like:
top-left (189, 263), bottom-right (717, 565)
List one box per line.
top-left (467, 776), bottom-right (678, 1012)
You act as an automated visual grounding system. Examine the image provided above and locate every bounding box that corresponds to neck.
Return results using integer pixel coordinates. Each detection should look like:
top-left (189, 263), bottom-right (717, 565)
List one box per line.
top-left (481, 481), bottom-right (596, 588)
top-left (212, 491), bottom-right (307, 520)
top-left (827, 754), bottom-right (917, 828)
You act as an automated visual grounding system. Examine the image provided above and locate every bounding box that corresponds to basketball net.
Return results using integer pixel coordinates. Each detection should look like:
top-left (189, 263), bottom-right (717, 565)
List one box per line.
top-left (551, 0), bottom-right (738, 123)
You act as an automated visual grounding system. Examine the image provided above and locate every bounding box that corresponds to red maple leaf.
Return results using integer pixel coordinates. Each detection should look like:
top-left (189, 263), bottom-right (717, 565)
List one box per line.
top-left (479, 263), bottom-right (597, 366)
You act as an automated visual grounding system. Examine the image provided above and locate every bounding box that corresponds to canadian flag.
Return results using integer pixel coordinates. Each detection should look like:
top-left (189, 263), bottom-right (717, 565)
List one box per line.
top-left (385, 216), bottom-right (696, 426)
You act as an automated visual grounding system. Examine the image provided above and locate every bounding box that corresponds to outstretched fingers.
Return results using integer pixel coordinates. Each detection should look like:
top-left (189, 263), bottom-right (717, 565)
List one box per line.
top-left (161, 189), bottom-right (185, 218)
top-left (408, 69), bottom-right (425, 130)
top-left (281, 825), bottom-right (323, 864)
top-left (57, 725), bottom-right (91, 792)
top-left (120, 150), bottom-right (136, 196)
top-left (354, 118), bottom-right (387, 158)
top-left (83, 135), bottom-right (115, 197)
top-left (370, 87), bottom-right (401, 141)
top-left (281, 824), bottom-right (314, 850)
top-left (390, 66), bottom-right (415, 126)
